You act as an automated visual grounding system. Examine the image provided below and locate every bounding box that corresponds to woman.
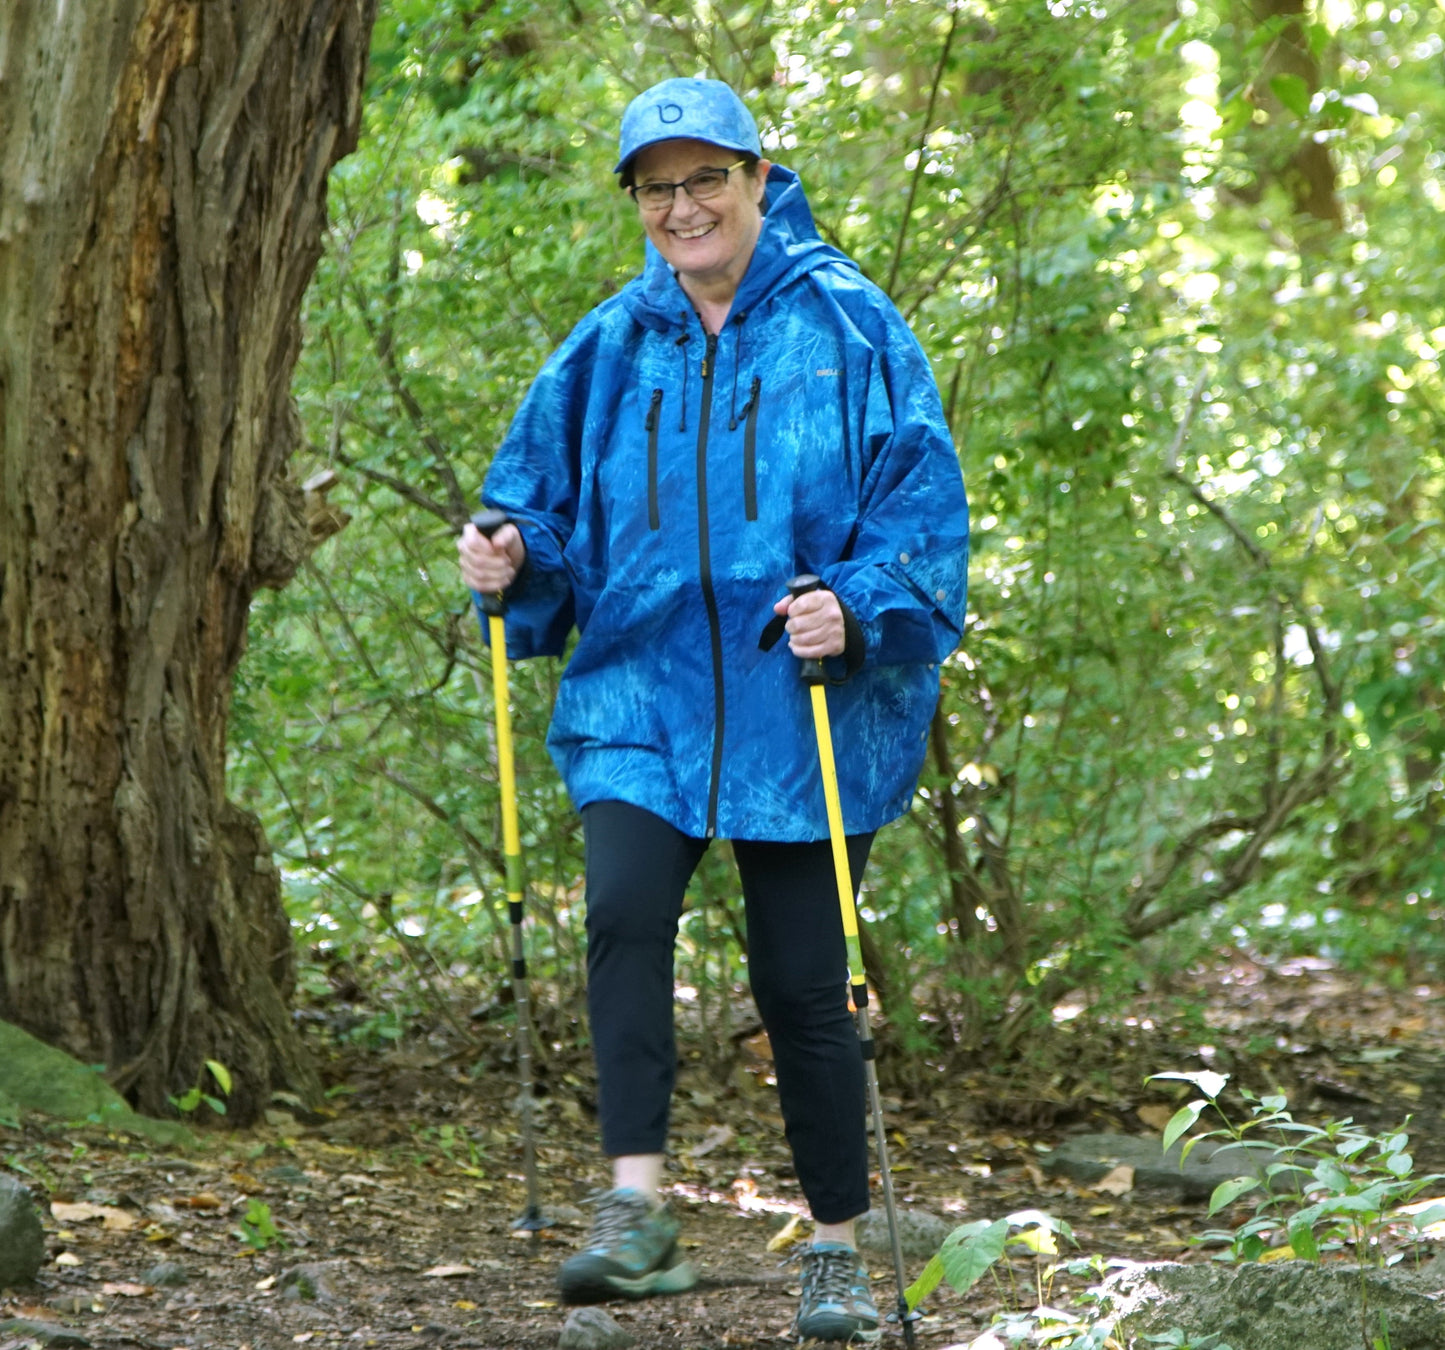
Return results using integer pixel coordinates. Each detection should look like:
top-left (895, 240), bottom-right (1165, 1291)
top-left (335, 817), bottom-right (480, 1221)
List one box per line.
top-left (458, 76), bottom-right (968, 1343)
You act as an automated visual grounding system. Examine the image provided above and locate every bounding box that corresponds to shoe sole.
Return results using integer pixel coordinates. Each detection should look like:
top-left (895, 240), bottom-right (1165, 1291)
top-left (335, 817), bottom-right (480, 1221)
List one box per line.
top-left (795, 1316), bottom-right (883, 1344)
top-left (559, 1256), bottom-right (698, 1304)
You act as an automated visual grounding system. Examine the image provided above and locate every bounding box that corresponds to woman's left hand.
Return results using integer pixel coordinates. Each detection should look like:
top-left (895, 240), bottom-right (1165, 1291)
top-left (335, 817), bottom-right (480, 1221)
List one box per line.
top-left (773, 589), bottom-right (846, 659)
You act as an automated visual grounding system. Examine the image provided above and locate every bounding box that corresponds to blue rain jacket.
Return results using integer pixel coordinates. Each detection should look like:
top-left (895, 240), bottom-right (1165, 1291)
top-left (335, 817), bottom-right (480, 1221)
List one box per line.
top-left (481, 165), bottom-right (969, 842)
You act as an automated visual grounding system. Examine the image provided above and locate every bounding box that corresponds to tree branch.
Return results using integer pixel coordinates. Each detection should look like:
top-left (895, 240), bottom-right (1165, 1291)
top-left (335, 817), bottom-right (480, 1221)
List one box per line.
top-left (885, 4), bottom-right (962, 298)
top-left (347, 277), bottom-right (471, 526)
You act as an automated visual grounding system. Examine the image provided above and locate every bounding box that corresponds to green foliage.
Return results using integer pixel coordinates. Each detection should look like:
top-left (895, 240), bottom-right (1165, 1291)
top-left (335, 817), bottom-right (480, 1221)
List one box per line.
top-left (231, 0), bottom-right (1445, 1047)
top-left (234, 1198), bottom-right (285, 1252)
top-left (169, 1060), bottom-right (233, 1119)
top-left (907, 1211), bottom-right (1134, 1347)
top-left (906, 1207), bottom-right (1076, 1307)
top-left (1148, 1071), bottom-right (1445, 1266)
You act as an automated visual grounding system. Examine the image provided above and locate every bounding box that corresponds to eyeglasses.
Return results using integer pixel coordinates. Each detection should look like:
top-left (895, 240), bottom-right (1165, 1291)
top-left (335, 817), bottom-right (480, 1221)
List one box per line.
top-left (629, 161), bottom-right (747, 211)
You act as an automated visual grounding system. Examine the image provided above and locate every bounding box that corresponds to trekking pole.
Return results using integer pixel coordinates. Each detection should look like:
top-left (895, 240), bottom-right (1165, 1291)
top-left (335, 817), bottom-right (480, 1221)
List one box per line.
top-left (470, 508), bottom-right (547, 1237)
top-left (787, 574), bottom-right (918, 1348)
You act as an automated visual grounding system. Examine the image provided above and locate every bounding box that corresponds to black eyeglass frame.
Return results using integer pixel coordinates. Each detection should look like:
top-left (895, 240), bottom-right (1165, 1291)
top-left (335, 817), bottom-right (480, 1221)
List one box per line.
top-left (627, 160), bottom-right (749, 210)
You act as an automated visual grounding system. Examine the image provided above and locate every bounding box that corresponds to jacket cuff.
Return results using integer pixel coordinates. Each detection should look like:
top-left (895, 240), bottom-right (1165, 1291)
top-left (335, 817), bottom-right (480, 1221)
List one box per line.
top-left (841, 600), bottom-right (866, 674)
top-left (822, 598), bottom-right (867, 683)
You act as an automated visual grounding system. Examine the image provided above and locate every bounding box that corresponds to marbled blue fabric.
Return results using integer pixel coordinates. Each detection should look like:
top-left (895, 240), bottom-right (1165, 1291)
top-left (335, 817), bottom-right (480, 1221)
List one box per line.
top-left (480, 165), bottom-right (969, 842)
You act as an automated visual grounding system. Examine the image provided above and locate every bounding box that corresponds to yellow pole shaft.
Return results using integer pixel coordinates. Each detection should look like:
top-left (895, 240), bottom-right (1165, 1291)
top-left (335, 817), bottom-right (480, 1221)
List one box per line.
top-left (489, 612), bottom-right (522, 893)
top-left (808, 683), bottom-right (868, 996)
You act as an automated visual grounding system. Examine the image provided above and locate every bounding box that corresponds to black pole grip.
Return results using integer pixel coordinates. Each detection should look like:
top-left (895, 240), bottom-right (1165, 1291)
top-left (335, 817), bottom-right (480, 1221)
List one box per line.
top-left (785, 574), bottom-right (827, 686)
top-left (470, 510), bottom-right (512, 617)
top-left (472, 508), bottom-right (510, 538)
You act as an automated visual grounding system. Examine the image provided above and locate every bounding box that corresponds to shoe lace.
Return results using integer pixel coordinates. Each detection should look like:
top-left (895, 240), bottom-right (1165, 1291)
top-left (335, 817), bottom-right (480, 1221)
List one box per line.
top-left (585, 1190), bottom-right (651, 1247)
top-left (801, 1246), bottom-right (858, 1303)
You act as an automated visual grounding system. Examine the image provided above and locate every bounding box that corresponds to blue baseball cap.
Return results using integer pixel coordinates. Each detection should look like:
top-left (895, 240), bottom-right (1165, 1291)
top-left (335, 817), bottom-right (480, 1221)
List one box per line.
top-left (614, 77), bottom-right (762, 176)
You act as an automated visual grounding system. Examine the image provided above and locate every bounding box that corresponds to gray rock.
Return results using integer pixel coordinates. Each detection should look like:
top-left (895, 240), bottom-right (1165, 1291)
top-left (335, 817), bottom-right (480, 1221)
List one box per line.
top-left (1042, 1132), bottom-right (1290, 1202)
top-left (857, 1208), bottom-right (955, 1259)
top-left (1103, 1260), bottom-right (1445, 1350)
top-left (0, 1174), bottom-right (46, 1288)
top-left (263, 1165), bottom-right (312, 1189)
top-left (279, 1262), bottom-right (340, 1302)
top-left (47, 1294), bottom-right (99, 1316)
top-left (143, 1260), bottom-right (190, 1287)
top-left (559, 1306), bottom-right (635, 1349)
top-left (0, 1321), bottom-right (91, 1347)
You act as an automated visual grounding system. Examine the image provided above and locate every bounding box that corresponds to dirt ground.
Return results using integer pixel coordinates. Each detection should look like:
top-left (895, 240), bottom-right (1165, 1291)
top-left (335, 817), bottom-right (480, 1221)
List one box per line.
top-left (4, 953), bottom-right (1445, 1350)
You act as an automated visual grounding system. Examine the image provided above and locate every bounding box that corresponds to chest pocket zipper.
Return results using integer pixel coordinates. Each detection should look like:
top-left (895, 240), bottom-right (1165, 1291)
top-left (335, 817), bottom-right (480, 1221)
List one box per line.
top-left (645, 388), bottom-right (663, 530)
top-left (742, 376), bottom-right (761, 522)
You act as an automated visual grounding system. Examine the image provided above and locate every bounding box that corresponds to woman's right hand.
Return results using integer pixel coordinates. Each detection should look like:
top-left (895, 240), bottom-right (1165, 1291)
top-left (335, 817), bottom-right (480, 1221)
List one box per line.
top-left (458, 520), bottom-right (526, 593)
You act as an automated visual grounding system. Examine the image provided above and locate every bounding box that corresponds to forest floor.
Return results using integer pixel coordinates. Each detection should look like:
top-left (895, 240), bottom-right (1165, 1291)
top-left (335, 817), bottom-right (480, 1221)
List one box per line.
top-left (4, 951), bottom-right (1445, 1350)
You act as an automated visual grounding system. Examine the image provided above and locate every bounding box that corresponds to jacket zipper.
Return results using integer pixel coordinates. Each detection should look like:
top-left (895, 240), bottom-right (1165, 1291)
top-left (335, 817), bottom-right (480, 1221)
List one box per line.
top-left (742, 376), bottom-right (761, 522)
top-left (696, 332), bottom-right (725, 837)
top-left (645, 388), bottom-right (663, 530)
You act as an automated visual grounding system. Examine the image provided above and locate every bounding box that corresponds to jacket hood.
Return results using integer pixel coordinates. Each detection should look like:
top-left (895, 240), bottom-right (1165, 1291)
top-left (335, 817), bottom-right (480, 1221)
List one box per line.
top-left (622, 165), bottom-right (856, 331)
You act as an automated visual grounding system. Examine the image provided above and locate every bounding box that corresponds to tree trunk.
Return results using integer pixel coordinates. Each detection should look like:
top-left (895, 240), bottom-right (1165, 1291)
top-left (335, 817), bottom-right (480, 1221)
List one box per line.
top-left (0, 0), bottom-right (376, 1122)
top-left (1243, 0), bottom-right (1343, 248)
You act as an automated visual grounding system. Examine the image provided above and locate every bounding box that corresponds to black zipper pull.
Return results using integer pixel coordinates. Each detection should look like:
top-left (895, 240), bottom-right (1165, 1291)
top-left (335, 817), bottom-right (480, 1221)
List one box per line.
top-left (645, 387), bottom-right (662, 431)
top-left (701, 333), bottom-right (717, 379)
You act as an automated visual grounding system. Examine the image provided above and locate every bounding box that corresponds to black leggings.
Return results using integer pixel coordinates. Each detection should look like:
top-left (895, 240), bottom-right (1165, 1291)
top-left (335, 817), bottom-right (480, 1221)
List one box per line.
top-left (581, 799), bottom-right (873, 1225)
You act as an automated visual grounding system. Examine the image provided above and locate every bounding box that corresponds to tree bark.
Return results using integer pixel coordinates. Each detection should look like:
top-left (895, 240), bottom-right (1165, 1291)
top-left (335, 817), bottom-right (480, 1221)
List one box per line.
top-left (1241, 0), bottom-right (1343, 248)
top-left (0, 0), bottom-right (376, 1122)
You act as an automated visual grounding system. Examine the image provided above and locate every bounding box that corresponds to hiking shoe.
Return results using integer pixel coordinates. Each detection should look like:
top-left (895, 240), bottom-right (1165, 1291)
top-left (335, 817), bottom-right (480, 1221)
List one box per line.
top-left (795, 1242), bottom-right (881, 1344)
top-left (557, 1188), bottom-right (697, 1304)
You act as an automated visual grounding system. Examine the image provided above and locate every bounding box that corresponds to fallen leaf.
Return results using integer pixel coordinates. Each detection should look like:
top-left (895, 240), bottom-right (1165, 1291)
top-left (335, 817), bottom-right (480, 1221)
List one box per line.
top-left (743, 1030), bottom-right (774, 1061)
top-left (52, 1202), bottom-right (103, 1223)
top-left (420, 1265), bottom-right (473, 1279)
top-left (1093, 1164), bottom-right (1135, 1197)
top-left (294, 1335), bottom-right (314, 1344)
top-left (689, 1124), bottom-right (734, 1159)
top-left (453, 1301), bottom-right (478, 1311)
top-left (101, 1282), bottom-right (149, 1298)
top-left (766, 1214), bottom-right (808, 1253)
top-left (522, 1300), bottom-right (556, 1308)
top-left (1136, 1103), bottom-right (1176, 1132)
top-left (255, 1276), bottom-right (277, 1291)
top-left (51, 1201), bottom-right (137, 1230)
top-left (55, 1252), bottom-right (83, 1267)
top-left (179, 1193), bottom-right (225, 1210)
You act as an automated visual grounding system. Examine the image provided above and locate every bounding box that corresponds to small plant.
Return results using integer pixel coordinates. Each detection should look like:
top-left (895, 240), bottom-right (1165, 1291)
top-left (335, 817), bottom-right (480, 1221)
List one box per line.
top-left (1148, 1070), bottom-right (1445, 1266)
top-left (169, 1059), bottom-right (232, 1117)
top-left (428, 1122), bottom-right (489, 1177)
top-left (906, 1210), bottom-right (1123, 1346)
top-left (1150, 1071), bottom-right (1445, 1350)
top-left (234, 1198), bottom-right (285, 1251)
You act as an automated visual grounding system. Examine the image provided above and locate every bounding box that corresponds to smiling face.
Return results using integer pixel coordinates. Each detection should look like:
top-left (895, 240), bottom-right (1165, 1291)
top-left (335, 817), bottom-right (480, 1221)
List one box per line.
top-left (630, 138), bottom-right (771, 302)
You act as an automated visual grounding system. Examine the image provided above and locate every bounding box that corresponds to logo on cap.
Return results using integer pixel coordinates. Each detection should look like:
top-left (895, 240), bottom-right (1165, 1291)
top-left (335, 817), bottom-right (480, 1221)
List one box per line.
top-left (659, 102), bottom-right (683, 124)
